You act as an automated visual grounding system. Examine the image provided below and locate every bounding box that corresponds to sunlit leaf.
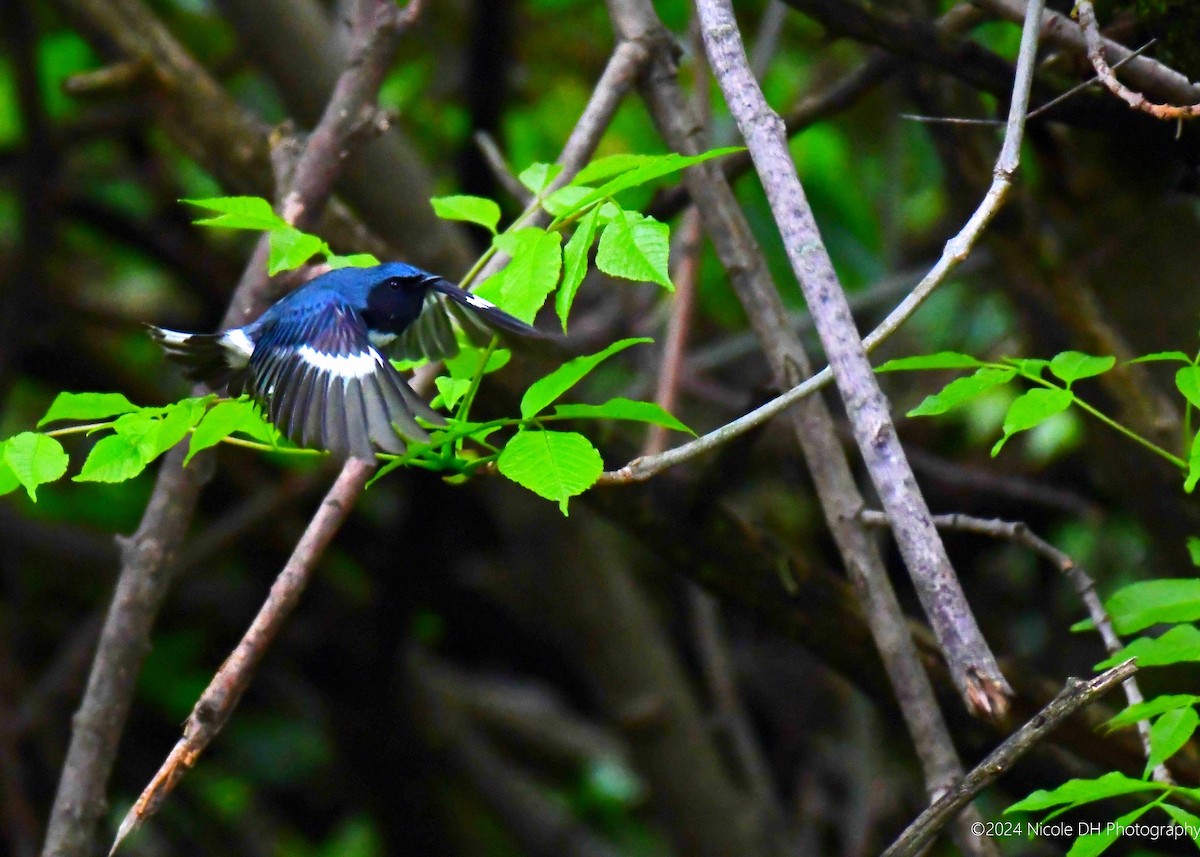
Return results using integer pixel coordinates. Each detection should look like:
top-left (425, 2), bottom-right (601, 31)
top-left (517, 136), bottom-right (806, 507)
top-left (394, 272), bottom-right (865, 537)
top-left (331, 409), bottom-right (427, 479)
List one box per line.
top-left (1097, 625), bottom-right (1200, 670)
top-left (1178, 366), bottom-right (1200, 410)
top-left (474, 228), bottom-right (562, 323)
top-left (430, 194), bottom-right (501, 233)
top-left (521, 338), bottom-right (651, 419)
top-left (596, 209), bottom-right (672, 290)
top-left (74, 434), bottom-right (147, 483)
top-left (1104, 579), bottom-right (1200, 634)
top-left (268, 227), bottom-right (324, 274)
top-left (553, 398), bottom-right (693, 434)
top-left (991, 388), bottom-right (1073, 456)
top-left (497, 430), bottom-right (602, 515)
top-left (907, 367), bottom-right (1015, 417)
top-left (557, 204), bottom-right (600, 331)
top-left (518, 162), bottom-right (562, 194)
top-left (183, 196), bottom-right (285, 231)
top-left (1104, 695), bottom-right (1199, 732)
top-left (3, 432), bottom-right (68, 500)
top-left (876, 352), bottom-right (983, 372)
top-left (187, 399), bottom-right (275, 463)
top-left (1145, 706), bottom-right (1199, 777)
top-left (1050, 351), bottom-right (1115, 385)
top-left (1005, 771), bottom-right (1163, 813)
top-left (38, 391), bottom-right (140, 427)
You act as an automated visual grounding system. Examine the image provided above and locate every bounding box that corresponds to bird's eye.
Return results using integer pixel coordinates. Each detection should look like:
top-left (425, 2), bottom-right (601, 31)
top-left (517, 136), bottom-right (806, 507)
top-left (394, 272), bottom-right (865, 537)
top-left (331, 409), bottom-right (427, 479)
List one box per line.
top-left (387, 278), bottom-right (402, 290)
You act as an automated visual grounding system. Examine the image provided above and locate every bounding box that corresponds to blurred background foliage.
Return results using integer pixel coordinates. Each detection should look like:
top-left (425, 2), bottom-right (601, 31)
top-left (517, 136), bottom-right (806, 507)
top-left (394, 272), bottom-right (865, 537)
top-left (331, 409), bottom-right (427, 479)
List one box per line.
top-left (4, 0), bottom-right (1200, 855)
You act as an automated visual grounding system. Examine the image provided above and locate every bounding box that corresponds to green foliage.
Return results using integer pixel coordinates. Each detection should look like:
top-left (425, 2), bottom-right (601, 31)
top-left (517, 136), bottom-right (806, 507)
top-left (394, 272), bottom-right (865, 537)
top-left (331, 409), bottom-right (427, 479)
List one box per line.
top-left (885, 339), bottom-right (1200, 848)
top-left (4, 149), bottom-right (715, 512)
top-left (430, 195), bottom-right (502, 234)
top-left (520, 338), bottom-right (650, 420)
top-left (497, 430), bottom-right (603, 516)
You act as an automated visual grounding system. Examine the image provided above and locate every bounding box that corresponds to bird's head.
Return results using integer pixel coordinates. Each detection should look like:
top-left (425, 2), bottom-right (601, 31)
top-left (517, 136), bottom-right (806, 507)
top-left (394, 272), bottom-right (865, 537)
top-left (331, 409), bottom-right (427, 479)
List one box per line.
top-left (362, 262), bottom-right (449, 329)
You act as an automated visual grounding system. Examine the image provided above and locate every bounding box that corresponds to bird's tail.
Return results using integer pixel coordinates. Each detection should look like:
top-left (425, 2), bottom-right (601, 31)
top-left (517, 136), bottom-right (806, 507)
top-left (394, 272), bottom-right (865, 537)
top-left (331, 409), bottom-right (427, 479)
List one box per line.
top-left (148, 326), bottom-right (251, 391)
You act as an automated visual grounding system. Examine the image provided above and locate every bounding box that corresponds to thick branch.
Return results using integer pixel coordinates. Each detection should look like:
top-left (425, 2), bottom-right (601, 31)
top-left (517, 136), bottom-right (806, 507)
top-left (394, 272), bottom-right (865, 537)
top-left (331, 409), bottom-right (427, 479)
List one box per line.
top-left (696, 0), bottom-right (1019, 715)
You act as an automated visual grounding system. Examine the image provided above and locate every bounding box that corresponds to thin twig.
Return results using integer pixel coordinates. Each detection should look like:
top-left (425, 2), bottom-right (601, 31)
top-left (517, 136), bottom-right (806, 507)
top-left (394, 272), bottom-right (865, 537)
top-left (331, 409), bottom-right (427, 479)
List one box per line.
top-left (474, 130), bottom-right (533, 205)
top-left (109, 458), bottom-right (375, 853)
top-left (881, 660), bottom-right (1139, 857)
top-left (860, 509), bottom-right (1167, 781)
top-left (603, 0), bottom-right (1046, 498)
top-left (1074, 1), bottom-right (1200, 120)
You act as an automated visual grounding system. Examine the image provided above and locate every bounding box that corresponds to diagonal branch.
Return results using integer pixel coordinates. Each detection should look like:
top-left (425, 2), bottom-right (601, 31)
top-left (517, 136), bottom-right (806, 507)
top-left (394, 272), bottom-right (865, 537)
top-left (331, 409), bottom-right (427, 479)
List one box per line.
top-left (695, 0), bottom-right (1045, 717)
top-left (108, 458), bottom-right (375, 853)
top-left (40, 4), bottom-right (422, 856)
top-left (1073, 0), bottom-right (1200, 120)
top-left (881, 660), bottom-right (1138, 857)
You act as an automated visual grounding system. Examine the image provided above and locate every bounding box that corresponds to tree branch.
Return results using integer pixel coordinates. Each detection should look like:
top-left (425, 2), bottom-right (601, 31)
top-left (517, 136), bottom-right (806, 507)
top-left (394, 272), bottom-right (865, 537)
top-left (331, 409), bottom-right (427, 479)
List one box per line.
top-left (109, 457), bottom-right (375, 852)
top-left (881, 660), bottom-right (1138, 857)
top-left (696, 0), bottom-right (1042, 716)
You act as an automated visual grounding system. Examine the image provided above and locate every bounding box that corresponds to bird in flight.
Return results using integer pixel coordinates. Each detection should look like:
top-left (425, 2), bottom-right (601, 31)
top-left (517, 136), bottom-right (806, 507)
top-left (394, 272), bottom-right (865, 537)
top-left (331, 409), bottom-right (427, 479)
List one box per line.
top-left (151, 262), bottom-right (542, 461)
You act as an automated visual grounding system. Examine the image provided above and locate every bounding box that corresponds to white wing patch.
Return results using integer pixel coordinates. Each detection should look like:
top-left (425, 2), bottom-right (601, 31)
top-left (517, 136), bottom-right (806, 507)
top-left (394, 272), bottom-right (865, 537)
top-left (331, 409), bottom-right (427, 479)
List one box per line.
top-left (462, 292), bottom-right (497, 311)
top-left (297, 344), bottom-right (381, 378)
top-left (220, 328), bottom-right (255, 367)
top-left (155, 328), bottom-right (191, 346)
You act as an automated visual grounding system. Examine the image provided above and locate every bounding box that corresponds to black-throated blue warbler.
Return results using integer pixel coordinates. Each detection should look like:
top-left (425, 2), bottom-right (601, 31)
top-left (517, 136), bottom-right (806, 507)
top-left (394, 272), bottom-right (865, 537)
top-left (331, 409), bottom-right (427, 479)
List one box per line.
top-left (151, 262), bottom-right (541, 460)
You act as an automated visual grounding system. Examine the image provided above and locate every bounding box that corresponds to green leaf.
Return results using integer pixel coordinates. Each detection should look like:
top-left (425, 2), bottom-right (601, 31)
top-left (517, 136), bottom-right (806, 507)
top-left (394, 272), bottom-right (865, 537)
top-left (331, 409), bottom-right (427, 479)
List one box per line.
top-left (268, 227), bottom-right (324, 275)
top-left (4, 432), bottom-right (68, 500)
top-left (111, 397), bottom-right (209, 467)
top-left (444, 346), bottom-right (510, 380)
top-left (553, 398), bottom-right (694, 434)
top-left (1006, 357), bottom-right (1050, 378)
top-left (433, 376), bottom-right (471, 411)
top-left (1097, 625), bottom-right (1200, 670)
top-left (327, 253), bottom-right (380, 269)
top-left (497, 430), bottom-right (602, 515)
top-left (74, 434), bottom-right (148, 483)
top-left (1065, 802), bottom-right (1154, 857)
top-left (1189, 536), bottom-right (1200, 566)
top-left (1105, 579), bottom-right (1200, 634)
top-left (38, 391), bottom-right (140, 427)
top-left (521, 338), bottom-right (651, 419)
top-left (430, 195), bottom-right (501, 234)
top-left (518, 162), bottom-right (562, 194)
top-left (571, 147), bottom-right (741, 211)
top-left (1105, 696), bottom-right (1200, 731)
top-left (557, 204), bottom-right (600, 331)
top-left (1129, 351), bottom-right (1191, 364)
top-left (571, 154), bottom-right (656, 186)
top-left (907, 367), bottom-right (1015, 417)
top-left (1189, 431), bottom-right (1200, 493)
top-left (1178, 366), bottom-right (1200, 410)
top-left (1050, 351), bottom-right (1115, 385)
top-left (991, 388), bottom-right (1073, 456)
top-left (875, 352), bottom-right (983, 372)
top-left (596, 209), bottom-right (672, 290)
top-left (0, 445), bottom-right (19, 497)
top-left (1161, 803), bottom-right (1200, 845)
top-left (187, 399), bottom-right (274, 463)
top-left (474, 228), bottom-right (563, 323)
top-left (542, 185), bottom-right (594, 217)
top-left (183, 196), bottom-right (285, 231)
top-left (1145, 706), bottom-right (1199, 776)
top-left (1005, 771), bottom-right (1163, 813)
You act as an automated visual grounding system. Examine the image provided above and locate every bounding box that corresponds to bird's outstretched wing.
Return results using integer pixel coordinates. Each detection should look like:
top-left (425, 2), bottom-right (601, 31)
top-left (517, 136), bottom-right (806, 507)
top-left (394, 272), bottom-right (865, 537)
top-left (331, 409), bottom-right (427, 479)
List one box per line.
top-left (391, 280), bottom-right (553, 363)
top-left (249, 295), bottom-right (443, 460)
